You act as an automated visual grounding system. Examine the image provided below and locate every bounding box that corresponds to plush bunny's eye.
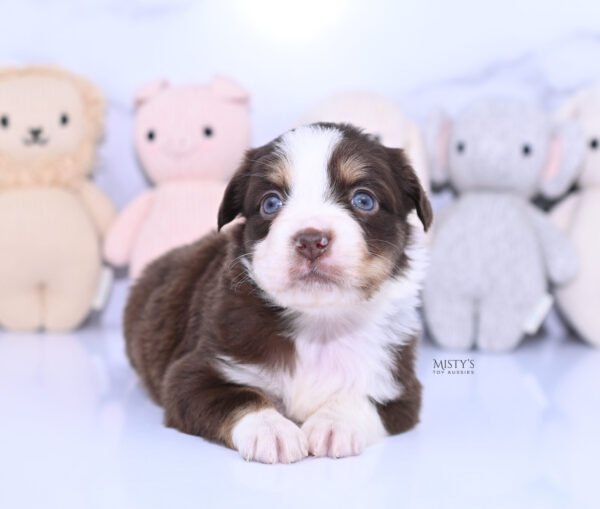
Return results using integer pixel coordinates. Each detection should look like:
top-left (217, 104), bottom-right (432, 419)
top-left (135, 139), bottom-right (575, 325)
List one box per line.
top-left (60, 113), bottom-right (69, 126)
top-left (1, 115), bottom-right (9, 128)
top-left (203, 126), bottom-right (214, 138)
top-left (522, 144), bottom-right (532, 156)
top-left (589, 138), bottom-right (599, 150)
top-left (147, 130), bottom-right (155, 141)
top-left (456, 141), bottom-right (465, 153)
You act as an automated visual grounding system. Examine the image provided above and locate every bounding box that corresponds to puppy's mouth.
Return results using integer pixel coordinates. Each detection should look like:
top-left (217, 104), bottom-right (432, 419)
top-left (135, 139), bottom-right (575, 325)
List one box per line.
top-left (290, 263), bottom-right (344, 287)
top-left (23, 137), bottom-right (49, 146)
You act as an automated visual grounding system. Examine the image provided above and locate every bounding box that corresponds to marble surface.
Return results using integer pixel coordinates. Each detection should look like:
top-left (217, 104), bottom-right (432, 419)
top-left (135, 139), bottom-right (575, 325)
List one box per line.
top-left (0, 325), bottom-right (598, 509)
top-left (1, 1), bottom-right (600, 507)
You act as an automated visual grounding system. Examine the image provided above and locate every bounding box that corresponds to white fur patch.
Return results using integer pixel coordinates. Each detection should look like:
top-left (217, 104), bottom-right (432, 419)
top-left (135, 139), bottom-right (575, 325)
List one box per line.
top-left (230, 408), bottom-right (308, 464)
top-left (250, 125), bottom-right (372, 311)
top-left (219, 229), bottom-right (426, 426)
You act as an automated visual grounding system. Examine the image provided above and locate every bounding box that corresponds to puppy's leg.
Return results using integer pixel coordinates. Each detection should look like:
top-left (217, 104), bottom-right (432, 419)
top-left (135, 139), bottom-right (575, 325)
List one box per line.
top-left (162, 355), bottom-right (307, 464)
top-left (301, 395), bottom-right (388, 458)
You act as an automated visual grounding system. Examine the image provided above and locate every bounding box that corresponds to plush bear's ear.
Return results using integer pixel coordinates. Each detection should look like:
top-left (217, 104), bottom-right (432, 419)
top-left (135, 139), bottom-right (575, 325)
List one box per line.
top-left (133, 80), bottom-right (169, 109)
top-left (217, 148), bottom-right (256, 230)
top-left (540, 120), bottom-right (585, 199)
top-left (405, 120), bottom-right (431, 192)
top-left (424, 109), bottom-right (452, 189)
top-left (210, 75), bottom-right (249, 103)
top-left (386, 147), bottom-right (433, 232)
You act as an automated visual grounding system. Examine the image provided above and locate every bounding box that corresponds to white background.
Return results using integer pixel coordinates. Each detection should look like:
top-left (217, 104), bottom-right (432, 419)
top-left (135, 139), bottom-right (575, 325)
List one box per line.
top-left (1, 2), bottom-right (599, 508)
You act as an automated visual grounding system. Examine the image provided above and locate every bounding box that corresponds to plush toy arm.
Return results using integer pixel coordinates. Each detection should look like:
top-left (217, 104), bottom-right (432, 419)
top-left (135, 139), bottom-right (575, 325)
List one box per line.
top-left (525, 204), bottom-right (578, 285)
top-left (77, 181), bottom-right (117, 237)
top-left (549, 193), bottom-right (580, 233)
top-left (103, 190), bottom-right (155, 267)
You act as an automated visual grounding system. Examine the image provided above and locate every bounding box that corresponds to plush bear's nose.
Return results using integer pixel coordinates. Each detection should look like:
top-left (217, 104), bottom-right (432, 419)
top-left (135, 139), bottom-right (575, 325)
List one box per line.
top-left (294, 228), bottom-right (331, 262)
top-left (29, 127), bottom-right (43, 139)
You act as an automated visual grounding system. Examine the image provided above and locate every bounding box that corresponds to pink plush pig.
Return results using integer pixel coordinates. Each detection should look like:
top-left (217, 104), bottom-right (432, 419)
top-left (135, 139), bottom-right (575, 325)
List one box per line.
top-left (104, 76), bottom-right (251, 279)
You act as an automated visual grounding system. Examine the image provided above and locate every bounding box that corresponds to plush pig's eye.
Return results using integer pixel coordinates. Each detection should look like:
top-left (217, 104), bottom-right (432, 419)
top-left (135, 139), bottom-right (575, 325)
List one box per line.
top-left (351, 191), bottom-right (376, 211)
top-left (1, 115), bottom-right (9, 128)
top-left (147, 130), bottom-right (155, 141)
top-left (261, 194), bottom-right (283, 215)
top-left (60, 113), bottom-right (69, 126)
top-left (203, 126), bottom-right (214, 137)
top-left (590, 138), bottom-right (599, 150)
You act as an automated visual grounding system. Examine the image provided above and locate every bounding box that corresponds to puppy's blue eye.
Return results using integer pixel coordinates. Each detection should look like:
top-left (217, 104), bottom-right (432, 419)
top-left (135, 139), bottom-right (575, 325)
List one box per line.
top-left (262, 194), bottom-right (282, 215)
top-left (351, 191), bottom-right (375, 211)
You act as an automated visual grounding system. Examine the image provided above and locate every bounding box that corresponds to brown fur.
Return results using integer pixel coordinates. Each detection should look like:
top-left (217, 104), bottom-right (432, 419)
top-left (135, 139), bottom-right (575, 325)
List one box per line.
top-left (124, 122), bottom-right (430, 450)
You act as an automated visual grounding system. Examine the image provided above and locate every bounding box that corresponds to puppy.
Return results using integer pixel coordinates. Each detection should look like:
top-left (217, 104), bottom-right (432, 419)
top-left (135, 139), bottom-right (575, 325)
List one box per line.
top-left (124, 122), bottom-right (432, 463)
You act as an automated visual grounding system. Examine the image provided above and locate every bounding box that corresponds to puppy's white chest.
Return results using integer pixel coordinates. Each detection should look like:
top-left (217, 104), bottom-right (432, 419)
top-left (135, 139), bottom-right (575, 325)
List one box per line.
top-left (282, 329), bottom-right (400, 422)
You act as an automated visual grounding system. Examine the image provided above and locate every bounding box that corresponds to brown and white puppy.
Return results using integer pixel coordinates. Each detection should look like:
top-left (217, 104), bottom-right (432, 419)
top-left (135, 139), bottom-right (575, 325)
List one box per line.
top-left (124, 122), bottom-right (432, 463)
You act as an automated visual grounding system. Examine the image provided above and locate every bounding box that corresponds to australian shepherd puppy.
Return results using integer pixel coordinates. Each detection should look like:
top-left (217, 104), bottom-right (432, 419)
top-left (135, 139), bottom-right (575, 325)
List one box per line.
top-left (124, 122), bottom-right (432, 463)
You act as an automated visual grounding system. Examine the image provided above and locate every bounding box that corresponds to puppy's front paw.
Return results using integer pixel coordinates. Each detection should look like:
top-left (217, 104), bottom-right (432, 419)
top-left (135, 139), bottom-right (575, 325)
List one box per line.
top-left (231, 408), bottom-right (308, 464)
top-left (301, 414), bottom-right (365, 458)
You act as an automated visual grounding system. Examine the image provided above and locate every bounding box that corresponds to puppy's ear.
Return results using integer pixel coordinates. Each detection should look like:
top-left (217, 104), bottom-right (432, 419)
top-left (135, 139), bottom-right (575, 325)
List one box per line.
top-left (387, 147), bottom-right (433, 232)
top-left (217, 149), bottom-right (255, 230)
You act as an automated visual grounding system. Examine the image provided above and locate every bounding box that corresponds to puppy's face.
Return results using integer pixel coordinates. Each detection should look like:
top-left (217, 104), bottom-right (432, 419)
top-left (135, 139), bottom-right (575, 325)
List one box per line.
top-left (218, 123), bottom-right (432, 312)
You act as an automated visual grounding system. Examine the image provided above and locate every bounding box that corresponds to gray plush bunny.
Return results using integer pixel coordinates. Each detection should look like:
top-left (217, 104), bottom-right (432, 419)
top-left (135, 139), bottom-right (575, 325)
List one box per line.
top-left (424, 98), bottom-right (584, 352)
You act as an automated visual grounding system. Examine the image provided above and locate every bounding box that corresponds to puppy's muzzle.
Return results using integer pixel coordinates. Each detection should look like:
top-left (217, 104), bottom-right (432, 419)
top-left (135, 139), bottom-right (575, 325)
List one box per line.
top-left (294, 228), bottom-right (331, 262)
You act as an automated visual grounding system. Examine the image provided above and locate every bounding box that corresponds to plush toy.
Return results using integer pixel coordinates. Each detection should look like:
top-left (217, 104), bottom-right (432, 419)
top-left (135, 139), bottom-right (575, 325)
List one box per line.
top-left (299, 91), bottom-right (430, 190)
top-left (550, 86), bottom-right (600, 347)
top-left (104, 76), bottom-right (250, 279)
top-left (0, 66), bottom-right (116, 331)
top-left (424, 98), bottom-right (583, 351)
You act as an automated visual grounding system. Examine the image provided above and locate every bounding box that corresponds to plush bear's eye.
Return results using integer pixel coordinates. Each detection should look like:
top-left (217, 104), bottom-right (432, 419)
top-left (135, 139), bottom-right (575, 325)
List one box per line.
top-left (203, 126), bottom-right (214, 138)
top-left (1, 115), bottom-right (9, 128)
top-left (522, 144), bottom-right (532, 156)
top-left (590, 138), bottom-right (599, 150)
top-left (147, 130), bottom-right (155, 142)
top-left (60, 113), bottom-right (69, 126)
top-left (456, 141), bottom-right (465, 153)
top-left (372, 133), bottom-right (382, 143)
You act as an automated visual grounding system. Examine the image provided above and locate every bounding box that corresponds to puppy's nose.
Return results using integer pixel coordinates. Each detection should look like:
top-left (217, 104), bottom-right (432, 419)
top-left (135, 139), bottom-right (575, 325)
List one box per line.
top-left (29, 127), bottom-right (42, 139)
top-left (294, 229), bottom-right (330, 262)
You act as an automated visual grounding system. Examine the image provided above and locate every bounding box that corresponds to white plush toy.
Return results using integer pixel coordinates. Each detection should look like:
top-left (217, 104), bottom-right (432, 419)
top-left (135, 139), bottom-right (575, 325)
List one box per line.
top-left (551, 86), bottom-right (600, 347)
top-left (299, 92), bottom-right (430, 191)
top-left (424, 98), bottom-right (583, 352)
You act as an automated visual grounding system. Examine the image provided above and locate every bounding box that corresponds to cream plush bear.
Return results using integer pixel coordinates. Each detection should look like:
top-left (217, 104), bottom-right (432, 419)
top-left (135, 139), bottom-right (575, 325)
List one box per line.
top-left (0, 66), bottom-right (116, 331)
top-left (551, 86), bottom-right (600, 347)
top-left (299, 92), bottom-right (430, 191)
top-left (104, 76), bottom-right (251, 279)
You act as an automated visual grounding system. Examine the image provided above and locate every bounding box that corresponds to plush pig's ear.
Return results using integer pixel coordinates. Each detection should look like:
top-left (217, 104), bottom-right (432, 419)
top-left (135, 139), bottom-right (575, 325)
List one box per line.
top-left (210, 75), bottom-right (249, 103)
top-left (405, 120), bottom-right (431, 192)
top-left (133, 80), bottom-right (169, 109)
top-left (539, 120), bottom-right (585, 199)
top-left (424, 109), bottom-right (452, 189)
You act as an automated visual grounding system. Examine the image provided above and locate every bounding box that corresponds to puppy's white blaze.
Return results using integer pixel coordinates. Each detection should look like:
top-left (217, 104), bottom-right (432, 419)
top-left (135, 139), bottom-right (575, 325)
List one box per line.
top-left (251, 125), bottom-right (371, 311)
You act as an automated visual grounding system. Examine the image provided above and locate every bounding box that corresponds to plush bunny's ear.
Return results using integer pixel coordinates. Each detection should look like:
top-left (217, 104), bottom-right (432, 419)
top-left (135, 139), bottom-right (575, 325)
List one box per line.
top-left (424, 109), bottom-right (452, 189)
top-left (133, 80), bottom-right (169, 109)
top-left (210, 75), bottom-right (249, 103)
top-left (540, 120), bottom-right (585, 199)
top-left (405, 121), bottom-right (431, 192)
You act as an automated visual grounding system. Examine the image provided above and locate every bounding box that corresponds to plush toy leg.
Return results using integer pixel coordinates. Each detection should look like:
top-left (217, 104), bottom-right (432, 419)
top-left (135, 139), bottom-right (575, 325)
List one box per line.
top-left (424, 291), bottom-right (475, 349)
top-left (477, 297), bottom-right (528, 352)
top-left (557, 279), bottom-right (600, 347)
top-left (43, 265), bottom-right (100, 332)
top-left (0, 287), bottom-right (43, 331)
